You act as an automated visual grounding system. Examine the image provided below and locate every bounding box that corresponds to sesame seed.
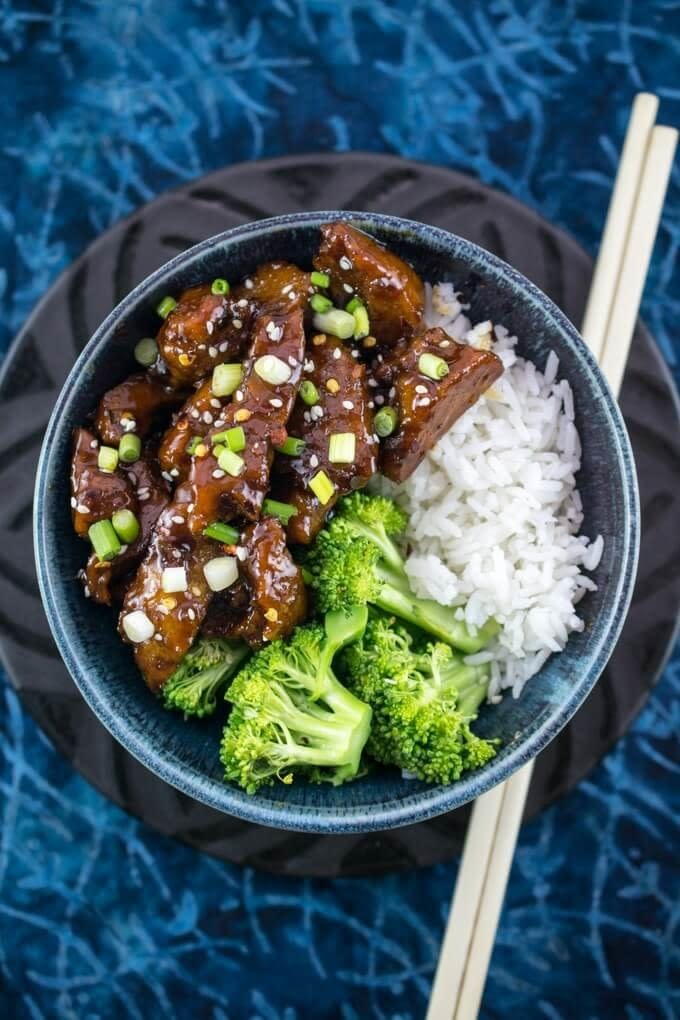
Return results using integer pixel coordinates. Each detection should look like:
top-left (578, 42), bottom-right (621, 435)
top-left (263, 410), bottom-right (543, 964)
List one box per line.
top-left (332, 347), bottom-right (341, 360)
top-left (388, 387), bottom-right (396, 399)
top-left (343, 283), bottom-right (354, 293)
top-left (281, 283), bottom-right (292, 294)
top-left (368, 378), bottom-right (378, 388)
top-left (339, 256), bottom-right (353, 270)
top-left (287, 356), bottom-right (298, 367)
top-left (304, 358), bottom-right (315, 372)
top-left (351, 349), bottom-right (360, 358)
top-left (219, 341), bottom-right (228, 352)
top-left (198, 344), bottom-right (206, 350)
top-left (309, 454), bottom-right (319, 468)
top-left (192, 585), bottom-right (201, 596)
top-left (439, 339), bottom-right (451, 348)
top-left (288, 291), bottom-right (297, 300)
top-left (188, 503), bottom-right (195, 513)
top-left (208, 345), bottom-right (218, 358)
top-left (416, 397), bottom-right (431, 407)
top-left (236, 546), bottom-right (247, 562)
top-left (245, 279), bottom-right (254, 289)
top-left (70, 497), bottom-right (77, 508)
top-left (210, 397), bottom-right (221, 408)
top-left (76, 503), bottom-right (89, 514)
top-left (266, 321), bottom-right (283, 342)
top-left (138, 492), bottom-right (150, 502)
top-left (172, 515), bottom-right (184, 525)
top-left (191, 409), bottom-right (200, 419)
top-left (312, 405), bottom-right (324, 420)
top-left (202, 411), bottom-right (214, 424)
top-left (269, 398), bottom-right (283, 408)
top-left (303, 411), bottom-right (311, 424)
top-left (187, 608), bottom-right (196, 621)
top-left (154, 633), bottom-right (163, 642)
top-left (161, 471), bottom-right (173, 482)
top-left (121, 417), bottom-right (136, 432)
top-left (170, 468), bottom-right (179, 477)
top-left (375, 395), bottom-right (385, 405)
top-left (342, 400), bottom-right (354, 410)
top-left (235, 390), bottom-right (244, 402)
top-left (376, 354), bottom-right (384, 363)
top-left (206, 321), bottom-right (214, 336)
top-left (368, 401), bottom-right (375, 409)
top-left (238, 298), bottom-right (249, 307)
top-left (212, 468), bottom-right (225, 478)
top-left (83, 586), bottom-right (90, 598)
top-left (232, 318), bottom-right (243, 329)
top-left (372, 433), bottom-right (380, 443)
top-left (89, 439), bottom-right (98, 449)
top-left (415, 384), bottom-right (428, 394)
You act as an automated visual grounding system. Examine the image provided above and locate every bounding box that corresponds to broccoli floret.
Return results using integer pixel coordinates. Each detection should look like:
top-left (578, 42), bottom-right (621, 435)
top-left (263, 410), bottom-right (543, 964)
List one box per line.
top-left (341, 615), bottom-right (498, 784)
top-left (220, 607), bottom-right (373, 793)
top-left (162, 638), bottom-right (250, 718)
top-left (304, 493), bottom-right (498, 653)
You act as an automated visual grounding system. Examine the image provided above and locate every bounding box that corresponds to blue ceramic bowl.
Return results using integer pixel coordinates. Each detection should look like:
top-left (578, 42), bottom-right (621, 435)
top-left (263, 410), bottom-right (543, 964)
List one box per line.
top-left (34, 211), bottom-right (639, 833)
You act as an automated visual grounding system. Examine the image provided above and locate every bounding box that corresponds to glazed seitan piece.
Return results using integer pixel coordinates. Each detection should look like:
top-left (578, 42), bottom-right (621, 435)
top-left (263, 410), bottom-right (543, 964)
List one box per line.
top-left (374, 327), bottom-right (503, 484)
top-left (232, 262), bottom-right (313, 313)
top-left (156, 283), bottom-right (255, 386)
top-left (158, 378), bottom-right (229, 483)
top-left (83, 448), bottom-right (170, 606)
top-left (313, 221), bottom-right (424, 344)
top-left (94, 372), bottom-right (184, 446)
top-left (119, 486), bottom-right (219, 691)
top-left (271, 334), bottom-right (378, 544)
top-left (70, 428), bottom-right (137, 538)
top-left (188, 305), bottom-right (305, 533)
top-left (201, 516), bottom-right (307, 648)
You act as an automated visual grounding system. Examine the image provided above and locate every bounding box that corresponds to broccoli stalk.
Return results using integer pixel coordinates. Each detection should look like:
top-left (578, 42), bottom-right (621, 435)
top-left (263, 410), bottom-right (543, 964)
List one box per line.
top-left (304, 492), bottom-right (498, 654)
top-left (220, 606), bottom-right (372, 793)
top-left (340, 615), bottom-right (498, 784)
top-left (162, 638), bottom-right (250, 718)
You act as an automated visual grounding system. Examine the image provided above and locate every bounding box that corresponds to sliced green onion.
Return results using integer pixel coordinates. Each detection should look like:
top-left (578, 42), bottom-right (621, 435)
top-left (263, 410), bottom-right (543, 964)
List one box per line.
top-left (299, 380), bottom-right (319, 406)
top-left (211, 426), bottom-right (246, 453)
top-left (203, 521), bottom-right (240, 544)
top-left (161, 566), bottom-right (188, 593)
top-left (253, 354), bottom-right (292, 386)
top-left (119, 433), bottom-right (141, 463)
top-left (97, 446), bottom-right (119, 473)
top-left (203, 556), bottom-right (239, 592)
top-left (212, 362), bottom-right (243, 397)
top-left (186, 436), bottom-right (202, 455)
top-left (374, 406), bottom-right (399, 438)
top-left (122, 610), bottom-right (154, 643)
top-left (88, 519), bottom-right (121, 562)
top-left (263, 498), bottom-right (298, 524)
top-left (212, 444), bottom-right (226, 459)
top-left (310, 270), bottom-right (330, 288)
top-left (418, 352), bottom-right (449, 380)
top-left (111, 508), bottom-right (140, 544)
top-left (275, 436), bottom-right (306, 456)
top-left (134, 337), bottom-right (158, 367)
top-left (328, 432), bottom-right (356, 464)
top-left (345, 297), bottom-right (362, 314)
top-left (309, 470), bottom-right (335, 505)
top-left (156, 295), bottom-right (177, 319)
top-left (217, 448), bottom-right (245, 476)
top-left (312, 308), bottom-right (356, 340)
top-left (352, 303), bottom-right (370, 340)
top-left (211, 278), bottom-right (230, 296)
top-left (310, 293), bottom-right (333, 314)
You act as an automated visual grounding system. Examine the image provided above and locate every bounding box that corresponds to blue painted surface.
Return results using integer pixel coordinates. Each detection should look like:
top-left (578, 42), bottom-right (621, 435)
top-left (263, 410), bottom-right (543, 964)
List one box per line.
top-left (1, 1), bottom-right (678, 1016)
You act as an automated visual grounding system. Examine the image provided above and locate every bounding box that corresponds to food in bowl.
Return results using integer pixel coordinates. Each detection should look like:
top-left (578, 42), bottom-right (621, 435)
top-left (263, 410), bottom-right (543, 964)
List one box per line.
top-left (68, 221), bottom-right (602, 794)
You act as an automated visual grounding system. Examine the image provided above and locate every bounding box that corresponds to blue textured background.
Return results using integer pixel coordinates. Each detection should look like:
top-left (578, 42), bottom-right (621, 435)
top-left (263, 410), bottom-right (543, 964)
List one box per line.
top-left (1, 2), bottom-right (679, 1017)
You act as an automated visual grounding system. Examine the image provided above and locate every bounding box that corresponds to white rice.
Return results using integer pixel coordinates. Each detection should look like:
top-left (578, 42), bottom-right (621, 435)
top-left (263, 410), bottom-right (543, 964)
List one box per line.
top-left (383, 283), bottom-right (602, 700)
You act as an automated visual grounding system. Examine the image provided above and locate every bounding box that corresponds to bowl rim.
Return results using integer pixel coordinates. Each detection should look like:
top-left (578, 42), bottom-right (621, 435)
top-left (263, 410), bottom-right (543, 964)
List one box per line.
top-left (33, 210), bottom-right (640, 833)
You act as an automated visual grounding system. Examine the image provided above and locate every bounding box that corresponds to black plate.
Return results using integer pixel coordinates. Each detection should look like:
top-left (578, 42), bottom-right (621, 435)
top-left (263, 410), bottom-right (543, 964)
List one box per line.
top-left (1, 153), bottom-right (678, 877)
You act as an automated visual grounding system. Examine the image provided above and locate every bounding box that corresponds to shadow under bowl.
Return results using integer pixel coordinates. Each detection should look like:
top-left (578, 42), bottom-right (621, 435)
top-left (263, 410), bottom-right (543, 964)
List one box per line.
top-left (34, 211), bottom-right (639, 833)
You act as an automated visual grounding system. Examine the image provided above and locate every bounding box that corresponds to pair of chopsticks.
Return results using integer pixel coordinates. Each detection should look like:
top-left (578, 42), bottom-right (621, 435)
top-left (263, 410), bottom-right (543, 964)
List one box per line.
top-left (426, 93), bottom-right (677, 1020)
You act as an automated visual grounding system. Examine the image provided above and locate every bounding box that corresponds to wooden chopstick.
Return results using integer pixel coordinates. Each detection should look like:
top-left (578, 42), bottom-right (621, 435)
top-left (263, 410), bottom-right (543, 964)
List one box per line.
top-left (426, 95), bottom-right (677, 1020)
top-left (581, 92), bottom-right (658, 359)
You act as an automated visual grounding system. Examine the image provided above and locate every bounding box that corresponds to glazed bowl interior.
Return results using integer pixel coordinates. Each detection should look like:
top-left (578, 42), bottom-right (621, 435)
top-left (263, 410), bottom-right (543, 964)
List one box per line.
top-left (34, 211), bottom-right (639, 833)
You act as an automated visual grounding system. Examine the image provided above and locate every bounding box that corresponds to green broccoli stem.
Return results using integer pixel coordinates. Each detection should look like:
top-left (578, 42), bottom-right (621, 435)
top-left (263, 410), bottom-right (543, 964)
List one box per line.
top-left (439, 662), bottom-right (490, 719)
top-left (343, 519), bottom-right (404, 573)
top-left (374, 565), bottom-right (499, 653)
